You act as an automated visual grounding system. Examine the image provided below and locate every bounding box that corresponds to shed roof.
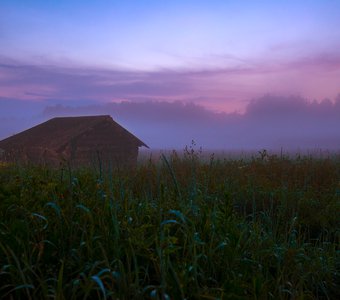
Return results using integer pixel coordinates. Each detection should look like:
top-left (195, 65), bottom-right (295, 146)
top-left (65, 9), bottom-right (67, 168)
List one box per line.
top-left (0, 115), bottom-right (148, 150)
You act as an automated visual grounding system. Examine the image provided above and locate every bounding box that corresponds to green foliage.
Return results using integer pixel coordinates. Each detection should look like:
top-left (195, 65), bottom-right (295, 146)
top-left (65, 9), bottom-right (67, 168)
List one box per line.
top-left (0, 152), bottom-right (339, 299)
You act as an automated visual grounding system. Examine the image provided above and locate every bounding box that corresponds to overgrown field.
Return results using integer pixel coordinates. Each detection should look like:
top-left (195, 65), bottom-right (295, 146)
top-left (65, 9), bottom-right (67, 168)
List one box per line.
top-left (0, 151), bottom-right (339, 299)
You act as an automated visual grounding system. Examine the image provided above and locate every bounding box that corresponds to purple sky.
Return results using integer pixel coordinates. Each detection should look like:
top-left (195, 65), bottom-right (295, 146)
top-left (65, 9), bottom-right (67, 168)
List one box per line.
top-left (1, 1), bottom-right (340, 149)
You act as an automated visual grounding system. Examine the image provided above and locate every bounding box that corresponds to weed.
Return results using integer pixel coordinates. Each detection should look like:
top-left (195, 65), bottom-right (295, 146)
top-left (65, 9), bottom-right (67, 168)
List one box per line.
top-left (0, 151), bottom-right (339, 298)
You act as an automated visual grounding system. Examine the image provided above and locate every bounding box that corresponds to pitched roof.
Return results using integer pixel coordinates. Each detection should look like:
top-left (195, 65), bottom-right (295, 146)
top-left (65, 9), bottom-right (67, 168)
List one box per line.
top-left (0, 115), bottom-right (148, 150)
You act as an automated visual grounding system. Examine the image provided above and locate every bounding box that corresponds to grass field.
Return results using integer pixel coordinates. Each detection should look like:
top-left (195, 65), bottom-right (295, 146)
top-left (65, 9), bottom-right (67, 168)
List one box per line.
top-left (0, 149), bottom-right (339, 299)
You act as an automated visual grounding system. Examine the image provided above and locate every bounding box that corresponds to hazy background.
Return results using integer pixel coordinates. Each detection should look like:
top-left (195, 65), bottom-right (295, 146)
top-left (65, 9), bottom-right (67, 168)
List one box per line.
top-left (1, 94), bottom-right (340, 151)
top-left (1, 0), bottom-right (340, 151)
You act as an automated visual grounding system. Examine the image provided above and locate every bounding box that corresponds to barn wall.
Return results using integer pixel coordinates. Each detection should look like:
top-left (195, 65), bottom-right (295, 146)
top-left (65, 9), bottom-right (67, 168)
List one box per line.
top-left (72, 146), bottom-right (139, 169)
top-left (62, 128), bottom-right (140, 169)
top-left (0, 146), bottom-right (62, 166)
top-left (0, 144), bottom-right (140, 169)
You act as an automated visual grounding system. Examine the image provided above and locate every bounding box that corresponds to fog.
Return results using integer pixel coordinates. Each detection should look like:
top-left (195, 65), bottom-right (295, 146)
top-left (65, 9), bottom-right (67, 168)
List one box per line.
top-left (1, 94), bottom-right (340, 151)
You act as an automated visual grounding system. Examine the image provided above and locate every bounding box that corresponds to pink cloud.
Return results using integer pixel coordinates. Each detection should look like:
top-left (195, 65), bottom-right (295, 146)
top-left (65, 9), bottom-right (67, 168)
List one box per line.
top-left (0, 53), bottom-right (339, 113)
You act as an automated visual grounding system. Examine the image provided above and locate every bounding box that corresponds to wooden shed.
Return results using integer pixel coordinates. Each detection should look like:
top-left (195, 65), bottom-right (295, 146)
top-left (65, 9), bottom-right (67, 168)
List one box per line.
top-left (0, 115), bottom-right (148, 168)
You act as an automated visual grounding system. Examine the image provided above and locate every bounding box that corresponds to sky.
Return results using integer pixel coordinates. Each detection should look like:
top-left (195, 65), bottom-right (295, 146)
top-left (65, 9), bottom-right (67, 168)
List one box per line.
top-left (1, 0), bottom-right (340, 149)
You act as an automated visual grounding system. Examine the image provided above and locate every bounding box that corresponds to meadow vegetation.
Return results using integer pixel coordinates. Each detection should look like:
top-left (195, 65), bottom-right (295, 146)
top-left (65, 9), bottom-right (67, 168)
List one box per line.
top-left (0, 148), bottom-right (339, 299)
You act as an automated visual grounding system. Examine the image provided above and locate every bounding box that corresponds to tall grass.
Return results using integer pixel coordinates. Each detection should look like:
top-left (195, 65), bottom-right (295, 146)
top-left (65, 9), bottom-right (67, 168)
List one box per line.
top-left (0, 150), bottom-right (339, 299)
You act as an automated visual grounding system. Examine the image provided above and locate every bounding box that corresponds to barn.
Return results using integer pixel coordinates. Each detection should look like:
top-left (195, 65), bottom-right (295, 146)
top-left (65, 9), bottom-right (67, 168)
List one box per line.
top-left (0, 115), bottom-right (148, 168)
